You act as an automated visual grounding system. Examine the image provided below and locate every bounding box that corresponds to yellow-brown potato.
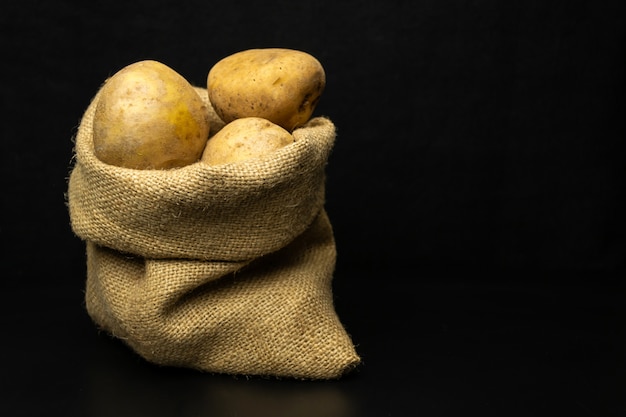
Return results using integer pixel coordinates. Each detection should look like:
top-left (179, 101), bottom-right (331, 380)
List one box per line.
top-left (201, 117), bottom-right (294, 166)
top-left (207, 48), bottom-right (325, 132)
top-left (93, 60), bottom-right (210, 170)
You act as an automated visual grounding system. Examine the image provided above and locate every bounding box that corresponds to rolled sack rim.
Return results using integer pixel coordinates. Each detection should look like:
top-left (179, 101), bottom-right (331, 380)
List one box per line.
top-left (68, 87), bottom-right (336, 261)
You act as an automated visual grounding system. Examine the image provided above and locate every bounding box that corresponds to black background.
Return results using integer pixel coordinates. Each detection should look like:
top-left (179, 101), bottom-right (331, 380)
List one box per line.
top-left (3, 1), bottom-right (626, 416)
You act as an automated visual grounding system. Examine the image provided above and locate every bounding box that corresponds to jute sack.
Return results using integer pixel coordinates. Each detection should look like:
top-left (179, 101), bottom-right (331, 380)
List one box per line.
top-left (67, 87), bottom-right (361, 379)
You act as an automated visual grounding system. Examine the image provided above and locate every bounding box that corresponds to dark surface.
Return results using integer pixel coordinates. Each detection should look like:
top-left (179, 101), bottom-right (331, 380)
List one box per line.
top-left (3, 1), bottom-right (626, 416)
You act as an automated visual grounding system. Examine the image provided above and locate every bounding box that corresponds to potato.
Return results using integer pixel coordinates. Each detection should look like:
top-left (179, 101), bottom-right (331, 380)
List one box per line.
top-left (201, 117), bottom-right (294, 166)
top-left (207, 48), bottom-right (325, 132)
top-left (93, 60), bottom-right (210, 170)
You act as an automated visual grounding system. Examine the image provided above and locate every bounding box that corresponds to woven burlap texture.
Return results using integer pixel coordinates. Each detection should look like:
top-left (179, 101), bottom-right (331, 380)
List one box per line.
top-left (67, 87), bottom-right (360, 379)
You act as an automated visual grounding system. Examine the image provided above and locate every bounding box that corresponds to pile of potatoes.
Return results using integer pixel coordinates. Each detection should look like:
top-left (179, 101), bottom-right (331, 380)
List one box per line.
top-left (92, 48), bottom-right (326, 170)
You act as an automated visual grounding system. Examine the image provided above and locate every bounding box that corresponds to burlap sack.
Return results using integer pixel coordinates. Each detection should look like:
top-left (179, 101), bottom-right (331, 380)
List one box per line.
top-left (67, 86), bottom-right (360, 379)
